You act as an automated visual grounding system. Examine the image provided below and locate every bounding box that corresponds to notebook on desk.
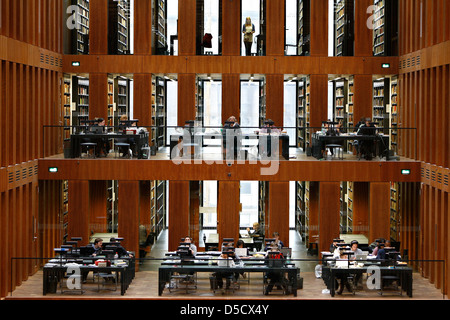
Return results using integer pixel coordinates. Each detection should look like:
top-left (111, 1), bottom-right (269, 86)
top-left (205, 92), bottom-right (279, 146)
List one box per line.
top-left (235, 247), bottom-right (248, 257)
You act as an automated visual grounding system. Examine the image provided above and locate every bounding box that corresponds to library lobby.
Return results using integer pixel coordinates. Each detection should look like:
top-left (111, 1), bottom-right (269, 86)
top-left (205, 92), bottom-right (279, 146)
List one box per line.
top-left (1, 0), bottom-right (450, 308)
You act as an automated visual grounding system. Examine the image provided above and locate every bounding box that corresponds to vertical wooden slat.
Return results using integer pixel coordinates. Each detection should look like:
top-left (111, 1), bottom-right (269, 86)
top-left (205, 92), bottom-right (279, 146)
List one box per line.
top-left (318, 182), bottom-right (340, 254)
top-left (178, 0), bottom-right (197, 56)
top-left (265, 74), bottom-right (284, 126)
top-left (217, 181), bottom-right (240, 249)
top-left (89, 0), bottom-right (109, 54)
top-left (222, 0), bottom-right (241, 56)
top-left (168, 181), bottom-right (190, 251)
top-left (268, 182), bottom-right (290, 248)
top-left (133, 74), bottom-right (153, 127)
top-left (177, 74), bottom-right (196, 126)
top-left (134, 0), bottom-right (152, 54)
top-left (222, 74), bottom-right (240, 122)
top-left (266, 0), bottom-right (285, 56)
top-left (369, 182), bottom-right (390, 243)
top-left (89, 73), bottom-right (108, 120)
top-left (354, 0), bottom-right (373, 56)
top-left (118, 181), bottom-right (140, 258)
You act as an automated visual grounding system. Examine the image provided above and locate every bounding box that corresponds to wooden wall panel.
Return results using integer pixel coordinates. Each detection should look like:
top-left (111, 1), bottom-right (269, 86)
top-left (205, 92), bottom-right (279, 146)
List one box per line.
top-left (89, 180), bottom-right (107, 234)
top-left (134, 0), bottom-right (152, 55)
top-left (353, 75), bottom-right (373, 125)
top-left (89, 0), bottom-right (108, 55)
top-left (177, 74), bottom-right (196, 126)
top-left (318, 182), bottom-right (340, 254)
top-left (265, 74), bottom-right (284, 126)
top-left (168, 181), bottom-right (190, 251)
top-left (354, 0), bottom-right (373, 56)
top-left (118, 181), bottom-right (140, 257)
top-left (89, 73), bottom-right (108, 120)
top-left (266, 0), bottom-right (285, 56)
top-left (222, 74), bottom-right (240, 122)
top-left (310, 0), bottom-right (328, 57)
top-left (352, 182), bottom-right (369, 235)
top-left (133, 74), bottom-right (153, 128)
top-left (368, 182), bottom-right (390, 244)
top-left (68, 180), bottom-right (90, 246)
top-left (268, 182), bottom-right (289, 248)
top-left (178, 0), bottom-right (197, 56)
top-left (217, 181), bottom-right (240, 247)
top-left (309, 75), bottom-right (328, 130)
top-left (222, 0), bottom-right (241, 56)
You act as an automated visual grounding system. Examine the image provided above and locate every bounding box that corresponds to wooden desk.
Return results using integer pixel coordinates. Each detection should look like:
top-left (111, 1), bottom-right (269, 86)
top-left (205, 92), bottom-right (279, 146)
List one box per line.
top-left (322, 264), bottom-right (413, 297)
top-left (158, 264), bottom-right (300, 296)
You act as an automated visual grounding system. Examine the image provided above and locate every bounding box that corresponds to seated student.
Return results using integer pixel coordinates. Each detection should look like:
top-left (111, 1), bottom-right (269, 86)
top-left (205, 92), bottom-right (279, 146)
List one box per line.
top-left (215, 249), bottom-right (237, 289)
top-left (90, 238), bottom-right (104, 257)
top-left (183, 237), bottom-right (197, 256)
top-left (264, 232), bottom-right (284, 251)
top-left (375, 243), bottom-right (386, 260)
top-left (109, 237), bottom-right (133, 258)
top-left (357, 118), bottom-right (377, 160)
top-left (247, 222), bottom-right (264, 251)
top-left (264, 244), bottom-right (286, 295)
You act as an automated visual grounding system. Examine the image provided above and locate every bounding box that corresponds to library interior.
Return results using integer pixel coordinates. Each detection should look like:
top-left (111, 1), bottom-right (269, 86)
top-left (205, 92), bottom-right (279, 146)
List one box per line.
top-left (0, 0), bottom-right (449, 302)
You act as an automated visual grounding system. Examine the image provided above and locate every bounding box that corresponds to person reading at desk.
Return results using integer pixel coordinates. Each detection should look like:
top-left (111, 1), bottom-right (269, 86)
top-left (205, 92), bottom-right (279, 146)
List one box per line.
top-left (109, 237), bottom-right (134, 258)
top-left (357, 118), bottom-right (377, 160)
top-left (263, 244), bottom-right (286, 295)
top-left (183, 237), bottom-right (197, 256)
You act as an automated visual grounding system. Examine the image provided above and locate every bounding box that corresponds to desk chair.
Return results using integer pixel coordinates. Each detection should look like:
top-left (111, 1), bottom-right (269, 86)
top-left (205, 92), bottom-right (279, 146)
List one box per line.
top-left (325, 144), bottom-right (344, 160)
top-left (80, 142), bottom-right (97, 158)
top-left (94, 272), bottom-right (118, 292)
top-left (169, 273), bottom-right (197, 294)
top-left (210, 272), bottom-right (239, 295)
top-left (115, 142), bottom-right (132, 158)
top-left (379, 275), bottom-right (402, 296)
top-left (60, 270), bottom-right (84, 295)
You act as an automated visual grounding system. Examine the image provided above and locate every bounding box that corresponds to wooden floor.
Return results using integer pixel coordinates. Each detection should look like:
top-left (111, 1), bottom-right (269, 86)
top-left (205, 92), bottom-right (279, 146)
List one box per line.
top-left (5, 231), bottom-right (446, 301)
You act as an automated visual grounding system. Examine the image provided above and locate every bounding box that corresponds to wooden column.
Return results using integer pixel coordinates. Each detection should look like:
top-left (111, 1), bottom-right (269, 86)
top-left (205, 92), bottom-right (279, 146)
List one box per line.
top-left (177, 74), bottom-right (196, 126)
top-left (368, 182), bottom-right (390, 242)
top-left (222, 74), bottom-right (241, 123)
top-left (189, 181), bottom-right (200, 247)
top-left (268, 182), bottom-right (289, 248)
top-left (118, 181), bottom-right (140, 257)
top-left (217, 181), bottom-right (240, 245)
top-left (354, 0), bottom-right (373, 56)
top-left (265, 74), bottom-right (284, 126)
top-left (134, 0), bottom-right (152, 54)
top-left (68, 180), bottom-right (90, 246)
top-left (222, 0), bottom-right (241, 56)
top-left (168, 181), bottom-right (190, 251)
top-left (89, 73), bottom-right (108, 120)
top-left (309, 75), bottom-right (328, 130)
top-left (318, 182), bottom-right (341, 254)
top-left (352, 182), bottom-right (369, 235)
top-left (89, 180), bottom-right (107, 234)
top-left (133, 74), bottom-right (153, 127)
top-left (310, 0), bottom-right (328, 56)
top-left (266, 0), bottom-right (285, 56)
top-left (89, 0), bottom-right (108, 55)
top-left (353, 75), bottom-right (373, 124)
top-left (178, 0), bottom-right (196, 56)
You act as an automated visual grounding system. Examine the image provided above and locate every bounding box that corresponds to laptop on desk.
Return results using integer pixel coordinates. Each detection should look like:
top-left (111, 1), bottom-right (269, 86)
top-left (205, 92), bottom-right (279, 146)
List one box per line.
top-left (235, 247), bottom-right (248, 257)
top-left (355, 253), bottom-right (368, 261)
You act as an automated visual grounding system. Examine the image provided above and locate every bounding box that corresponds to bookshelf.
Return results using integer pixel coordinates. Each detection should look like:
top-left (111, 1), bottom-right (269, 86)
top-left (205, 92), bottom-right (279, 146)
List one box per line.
top-left (295, 181), bottom-right (306, 238)
top-left (107, 181), bottom-right (118, 233)
top-left (107, 78), bottom-right (114, 127)
top-left (297, 0), bottom-right (310, 56)
top-left (155, 180), bottom-right (166, 235)
top-left (346, 77), bottom-right (354, 149)
top-left (63, 77), bottom-right (72, 142)
top-left (334, 79), bottom-right (347, 124)
top-left (334, 0), bottom-right (354, 56)
top-left (305, 79), bottom-right (311, 149)
top-left (389, 76), bottom-right (398, 154)
top-left (297, 77), bottom-right (307, 149)
top-left (372, 0), bottom-right (398, 56)
top-left (152, 75), bottom-right (166, 149)
top-left (152, 0), bottom-right (168, 55)
top-left (72, 0), bottom-right (90, 54)
top-left (258, 182), bottom-right (268, 234)
top-left (195, 76), bottom-right (204, 124)
top-left (346, 181), bottom-right (354, 233)
top-left (71, 76), bottom-right (89, 127)
top-left (390, 182), bottom-right (400, 241)
top-left (116, 78), bottom-right (129, 120)
top-left (259, 77), bottom-right (266, 127)
top-left (61, 180), bottom-right (69, 243)
top-left (339, 182), bottom-right (348, 233)
top-left (373, 78), bottom-right (389, 133)
top-left (108, 0), bottom-right (131, 54)
top-left (304, 181), bottom-right (310, 245)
